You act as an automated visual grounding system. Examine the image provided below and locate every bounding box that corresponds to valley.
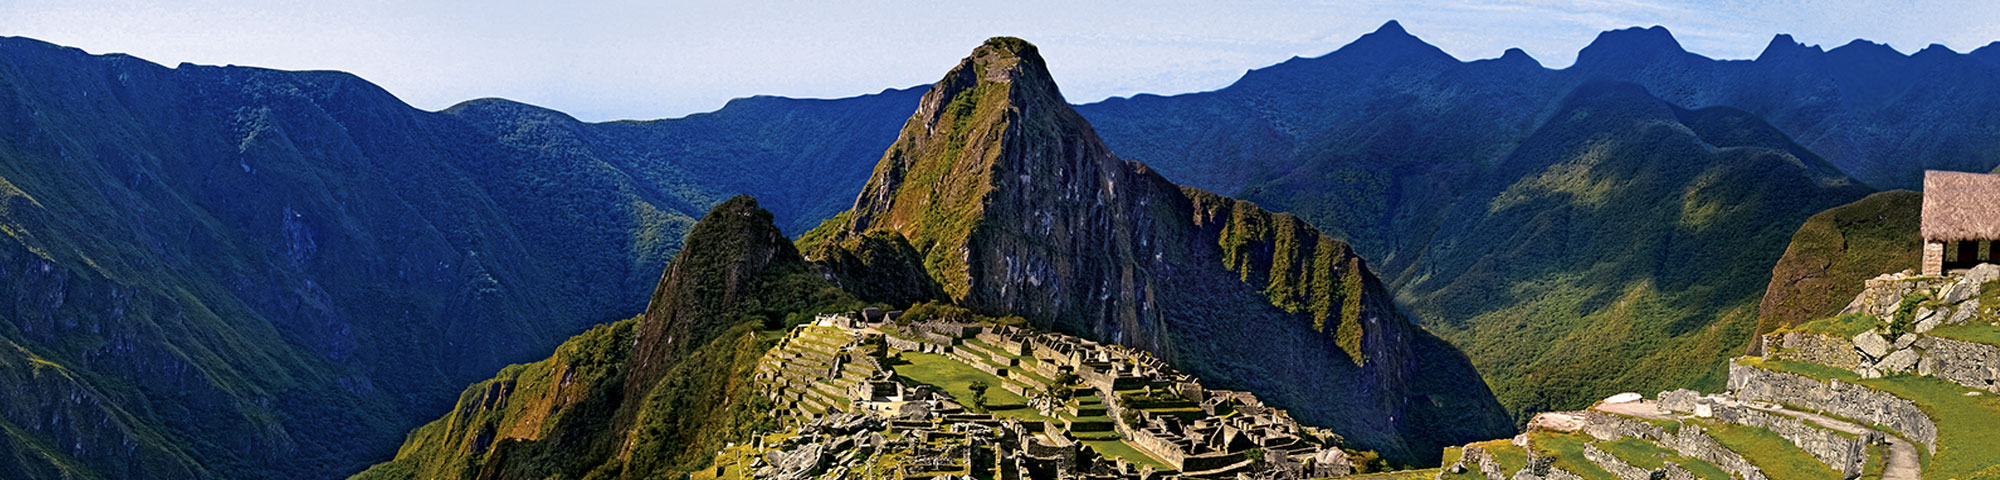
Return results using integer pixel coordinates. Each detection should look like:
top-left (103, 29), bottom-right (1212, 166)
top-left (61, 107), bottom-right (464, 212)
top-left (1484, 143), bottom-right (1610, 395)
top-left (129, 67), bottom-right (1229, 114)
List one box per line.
top-left (0, 13), bottom-right (1997, 480)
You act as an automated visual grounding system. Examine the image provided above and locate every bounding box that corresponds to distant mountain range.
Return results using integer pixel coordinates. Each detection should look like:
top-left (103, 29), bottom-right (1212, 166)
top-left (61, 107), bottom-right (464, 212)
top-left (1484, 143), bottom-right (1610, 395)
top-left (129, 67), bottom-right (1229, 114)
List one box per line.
top-left (0, 36), bottom-right (912, 478)
top-left (1, 20), bottom-right (1997, 479)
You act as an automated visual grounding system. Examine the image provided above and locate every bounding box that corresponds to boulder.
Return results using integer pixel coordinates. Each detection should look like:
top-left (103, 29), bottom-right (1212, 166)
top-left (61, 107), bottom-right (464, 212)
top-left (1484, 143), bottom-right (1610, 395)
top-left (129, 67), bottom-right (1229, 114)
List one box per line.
top-left (1894, 334), bottom-right (1918, 349)
top-left (1917, 312), bottom-right (1945, 333)
top-left (1854, 331), bottom-right (1891, 359)
top-left (1915, 307), bottom-right (1936, 324)
top-left (1949, 298), bottom-right (1981, 325)
top-left (1943, 264), bottom-right (2000, 304)
top-left (1857, 366), bottom-right (1882, 379)
top-left (1879, 349), bottom-right (1920, 373)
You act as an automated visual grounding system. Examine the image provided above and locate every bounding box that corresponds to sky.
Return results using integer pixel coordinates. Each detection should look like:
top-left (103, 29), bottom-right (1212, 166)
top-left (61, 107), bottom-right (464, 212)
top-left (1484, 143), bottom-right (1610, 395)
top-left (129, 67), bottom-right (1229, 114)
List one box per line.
top-left (5, 0), bottom-right (1996, 122)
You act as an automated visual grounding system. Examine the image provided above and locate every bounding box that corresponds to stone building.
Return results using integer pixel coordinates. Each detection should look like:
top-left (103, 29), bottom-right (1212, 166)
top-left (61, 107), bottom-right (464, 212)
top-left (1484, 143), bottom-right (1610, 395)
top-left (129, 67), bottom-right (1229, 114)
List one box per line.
top-left (1922, 170), bottom-right (2000, 276)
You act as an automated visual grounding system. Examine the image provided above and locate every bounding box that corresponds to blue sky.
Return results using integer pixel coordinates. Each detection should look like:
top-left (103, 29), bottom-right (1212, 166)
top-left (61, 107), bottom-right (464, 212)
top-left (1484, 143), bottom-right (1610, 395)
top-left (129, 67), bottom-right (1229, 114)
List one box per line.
top-left (6, 0), bottom-right (1995, 121)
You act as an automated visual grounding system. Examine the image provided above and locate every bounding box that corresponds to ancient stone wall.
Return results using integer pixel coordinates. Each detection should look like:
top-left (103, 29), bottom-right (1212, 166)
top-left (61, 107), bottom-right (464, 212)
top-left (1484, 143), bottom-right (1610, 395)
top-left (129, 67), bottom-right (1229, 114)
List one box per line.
top-left (1916, 336), bottom-right (2000, 392)
top-left (1728, 363), bottom-right (1937, 451)
top-left (1582, 411), bottom-right (1667, 442)
top-left (1453, 446), bottom-right (1507, 480)
top-left (1665, 424), bottom-right (1768, 480)
top-left (1765, 332), bottom-right (1864, 369)
top-left (1581, 443), bottom-right (1651, 480)
top-left (1583, 410), bottom-right (1768, 480)
top-left (1710, 404), bottom-right (1869, 477)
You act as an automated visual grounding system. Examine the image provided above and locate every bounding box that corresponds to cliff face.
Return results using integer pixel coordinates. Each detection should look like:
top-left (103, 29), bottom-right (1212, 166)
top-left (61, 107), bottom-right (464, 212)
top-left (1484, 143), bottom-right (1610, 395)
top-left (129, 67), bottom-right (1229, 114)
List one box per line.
top-left (809, 37), bottom-right (1513, 461)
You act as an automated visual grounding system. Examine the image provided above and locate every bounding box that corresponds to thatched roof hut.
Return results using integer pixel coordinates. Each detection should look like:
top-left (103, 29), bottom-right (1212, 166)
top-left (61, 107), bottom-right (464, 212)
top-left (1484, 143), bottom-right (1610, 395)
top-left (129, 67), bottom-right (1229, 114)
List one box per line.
top-left (1922, 171), bottom-right (2000, 242)
top-left (1922, 170), bottom-right (2000, 276)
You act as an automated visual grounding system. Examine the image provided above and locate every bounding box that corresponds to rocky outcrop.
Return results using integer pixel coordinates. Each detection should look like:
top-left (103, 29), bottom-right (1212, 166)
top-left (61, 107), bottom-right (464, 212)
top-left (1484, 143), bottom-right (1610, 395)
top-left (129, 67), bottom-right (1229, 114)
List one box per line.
top-left (805, 37), bottom-right (1512, 461)
top-left (1727, 363), bottom-right (1937, 452)
top-left (1763, 267), bottom-right (2000, 389)
top-left (358, 196), bottom-right (860, 480)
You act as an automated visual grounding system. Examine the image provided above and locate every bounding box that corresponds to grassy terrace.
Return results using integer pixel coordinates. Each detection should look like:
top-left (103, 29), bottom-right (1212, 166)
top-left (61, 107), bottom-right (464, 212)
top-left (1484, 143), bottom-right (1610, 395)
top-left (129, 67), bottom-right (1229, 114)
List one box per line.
top-left (1080, 438), bottom-right (1174, 472)
top-left (1739, 357), bottom-right (2000, 479)
top-left (1595, 438), bottom-right (1731, 480)
top-left (1341, 468), bottom-right (1443, 479)
top-left (893, 352), bottom-right (1175, 471)
top-left (1689, 420), bottom-right (1839, 480)
top-left (1781, 314), bottom-right (1881, 338)
top-left (1436, 439), bottom-right (1526, 480)
top-left (1924, 323), bottom-right (2000, 347)
top-left (1527, 431), bottom-right (1616, 479)
top-left (960, 338), bottom-right (1054, 386)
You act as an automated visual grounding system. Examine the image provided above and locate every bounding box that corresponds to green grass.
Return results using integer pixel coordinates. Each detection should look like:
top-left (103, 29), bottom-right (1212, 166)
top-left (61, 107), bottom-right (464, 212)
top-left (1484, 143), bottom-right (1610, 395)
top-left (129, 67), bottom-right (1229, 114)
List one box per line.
top-left (1689, 421), bottom-right (1840, 480)
top-left (1858, 443), bottom-right (1886, 480)
top-left (1783, 314), bottom-right (1882, 338)
top-left (1340, 468), bottom-right (1443, 479)
top-left (895, 352), bottom-right (1177, 471)
top-left (1924, 324), bottom-right (2000, 347)
top-left (894, 352), bottom-right (1043, 419)
top-left (1594, 438), bottom-right (1731, 480)
top-left (1744, 358), bottom-right (2000, 479)
top-left (1526, 431), bottom-right (1617, 480)
top-left (1079, 438), bottom-right (1175, 472)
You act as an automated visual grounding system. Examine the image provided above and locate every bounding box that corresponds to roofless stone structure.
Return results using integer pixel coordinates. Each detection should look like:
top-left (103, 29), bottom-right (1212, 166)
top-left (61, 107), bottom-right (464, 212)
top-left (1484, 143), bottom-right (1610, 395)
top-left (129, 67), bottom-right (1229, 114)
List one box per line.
top-left (1921, 170), bottom-right (2000, 276)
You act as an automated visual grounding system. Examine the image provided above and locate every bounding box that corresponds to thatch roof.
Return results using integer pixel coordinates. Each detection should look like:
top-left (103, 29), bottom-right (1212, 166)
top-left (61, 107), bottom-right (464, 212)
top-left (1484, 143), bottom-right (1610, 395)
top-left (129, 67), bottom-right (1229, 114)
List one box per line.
top-left (1922, 170), bottom-right (2000, 241)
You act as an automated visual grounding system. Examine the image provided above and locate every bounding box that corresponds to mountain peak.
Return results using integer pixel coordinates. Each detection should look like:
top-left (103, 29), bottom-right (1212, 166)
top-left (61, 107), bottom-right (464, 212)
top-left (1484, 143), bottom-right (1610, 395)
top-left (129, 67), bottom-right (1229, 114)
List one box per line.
top-left (1494, 47), bottom-right (1542, 67)
top-left (1336, 19), bottom-right (1452, 60)
top-left (1914, 42), bottom-right (1959, 59)
top-left (1757, 33), bottom-right (1824, 61)
top-left (1373, 19), bottom-right (1409, 37)
top-left (1576, 25), bottom-right (1687, 65)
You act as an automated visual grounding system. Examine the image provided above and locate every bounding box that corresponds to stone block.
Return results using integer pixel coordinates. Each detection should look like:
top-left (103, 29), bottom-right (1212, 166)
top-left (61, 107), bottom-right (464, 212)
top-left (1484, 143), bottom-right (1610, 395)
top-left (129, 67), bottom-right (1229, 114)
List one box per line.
top-left (1915, 307), bottom-right (1936, 325)
top-left (1879, 349), bottom-right (1920, 373)
top-left (1854, 331), bottom-right (1890, 359)
top-left (1894, 334), bottom-right (1917, 349)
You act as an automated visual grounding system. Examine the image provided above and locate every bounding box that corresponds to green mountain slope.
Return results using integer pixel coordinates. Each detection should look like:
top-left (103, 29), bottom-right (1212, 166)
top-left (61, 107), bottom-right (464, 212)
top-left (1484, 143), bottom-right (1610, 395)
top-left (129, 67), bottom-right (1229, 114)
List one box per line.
top-left (0, 36), bottom-right (911, 478)
top-left (355, 196), bottom-right (857, 480)
top-left (803, 37), bottom-right (1513, 462)
top-left (1391, 83), bottom-right (1870, 417)
top-left (1753, 191), bottom-right (1922, 343)
top-left (1076, 24), bottom-right (1897, 418)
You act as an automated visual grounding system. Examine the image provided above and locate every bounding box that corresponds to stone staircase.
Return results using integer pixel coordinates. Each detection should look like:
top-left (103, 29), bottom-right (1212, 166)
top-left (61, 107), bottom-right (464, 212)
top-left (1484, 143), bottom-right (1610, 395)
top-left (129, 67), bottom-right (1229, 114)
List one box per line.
top-left (754, 324), bottom-right (890, 421)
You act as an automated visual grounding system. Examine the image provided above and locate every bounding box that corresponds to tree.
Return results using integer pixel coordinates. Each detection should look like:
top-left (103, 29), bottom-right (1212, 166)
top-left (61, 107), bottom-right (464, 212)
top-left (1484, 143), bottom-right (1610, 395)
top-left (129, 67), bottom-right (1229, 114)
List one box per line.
top-left (968, 381), bottom-right (990, 412)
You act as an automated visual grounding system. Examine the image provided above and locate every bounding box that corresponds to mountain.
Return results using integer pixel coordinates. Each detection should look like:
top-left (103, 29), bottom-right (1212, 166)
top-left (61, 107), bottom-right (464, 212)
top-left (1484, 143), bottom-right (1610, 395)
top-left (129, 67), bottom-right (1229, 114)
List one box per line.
top-left (801, 37), bottom-right (1512, 462)
top-left (1069, 21), bottom-right (1960, 415)
top-left (0, 36), bottom-right (911, 478)
top-left (1082, 22), bottom-right (2000, 194)
top-left (355, 195), bottom-right (857, 480)
top-left (1753, 191), bottom-right (1922, 343)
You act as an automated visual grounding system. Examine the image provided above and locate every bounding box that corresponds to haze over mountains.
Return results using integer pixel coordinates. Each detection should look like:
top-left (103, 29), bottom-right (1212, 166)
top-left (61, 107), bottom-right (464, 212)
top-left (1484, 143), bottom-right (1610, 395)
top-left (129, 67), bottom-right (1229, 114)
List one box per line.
top-left (0, 20), bottom-right (1996, 479)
